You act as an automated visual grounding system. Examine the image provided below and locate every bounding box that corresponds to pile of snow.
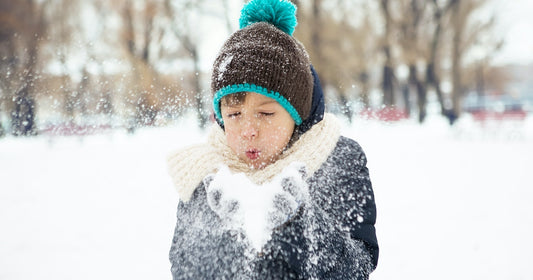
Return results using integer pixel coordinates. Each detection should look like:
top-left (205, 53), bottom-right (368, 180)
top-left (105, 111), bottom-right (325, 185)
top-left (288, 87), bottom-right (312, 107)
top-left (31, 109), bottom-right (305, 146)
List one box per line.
top-left (205, 163), bottom-right (308, 252)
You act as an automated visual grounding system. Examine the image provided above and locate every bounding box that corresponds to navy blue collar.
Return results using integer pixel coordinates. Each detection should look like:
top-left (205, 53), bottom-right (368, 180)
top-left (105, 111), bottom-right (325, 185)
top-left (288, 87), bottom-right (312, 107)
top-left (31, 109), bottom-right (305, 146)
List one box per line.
top-left (296, 65), bottom-right (325, 135)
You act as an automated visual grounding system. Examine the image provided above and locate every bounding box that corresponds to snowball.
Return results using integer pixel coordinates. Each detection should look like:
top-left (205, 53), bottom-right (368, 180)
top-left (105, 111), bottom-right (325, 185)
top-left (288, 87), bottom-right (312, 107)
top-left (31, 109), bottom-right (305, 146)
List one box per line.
top-left (205, 162), bottom-right (308, 252)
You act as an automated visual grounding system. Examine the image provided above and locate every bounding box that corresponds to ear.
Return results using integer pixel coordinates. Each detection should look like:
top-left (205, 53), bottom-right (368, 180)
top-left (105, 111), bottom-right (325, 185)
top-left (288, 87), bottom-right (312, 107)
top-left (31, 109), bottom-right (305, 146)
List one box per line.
top-left (214, 112), bottom-right (225, 130)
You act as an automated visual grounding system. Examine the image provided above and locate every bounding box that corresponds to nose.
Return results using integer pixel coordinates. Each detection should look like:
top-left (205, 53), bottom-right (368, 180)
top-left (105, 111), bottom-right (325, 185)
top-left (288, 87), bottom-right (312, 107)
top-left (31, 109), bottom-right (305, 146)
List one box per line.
top-left (241, 116), bottom-right (258, 139)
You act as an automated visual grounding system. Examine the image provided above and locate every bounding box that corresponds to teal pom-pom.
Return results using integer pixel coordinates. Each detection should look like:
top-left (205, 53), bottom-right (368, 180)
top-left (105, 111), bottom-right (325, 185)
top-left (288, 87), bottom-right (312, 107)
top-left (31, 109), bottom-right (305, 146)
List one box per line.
top-left (239, 0), bottom-right (297, 36)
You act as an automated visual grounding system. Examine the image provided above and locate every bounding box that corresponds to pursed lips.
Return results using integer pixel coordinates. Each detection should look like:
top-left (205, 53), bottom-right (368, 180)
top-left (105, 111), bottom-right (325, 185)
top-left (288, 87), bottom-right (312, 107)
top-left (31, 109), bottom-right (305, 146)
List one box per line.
top-left (245, 148), bottom-right (260, 160)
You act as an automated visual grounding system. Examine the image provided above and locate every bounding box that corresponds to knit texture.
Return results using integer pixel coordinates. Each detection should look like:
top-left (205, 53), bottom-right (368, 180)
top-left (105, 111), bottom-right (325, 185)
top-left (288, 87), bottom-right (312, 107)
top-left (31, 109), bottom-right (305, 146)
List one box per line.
top-left (211, 21), bottom-right (313, 126)
top-left (239, 0), bottom-right (298, 35)
top-left (213, 83), bottom-right (302, 125)
top-left (167, 113), bottom-right (341, 202)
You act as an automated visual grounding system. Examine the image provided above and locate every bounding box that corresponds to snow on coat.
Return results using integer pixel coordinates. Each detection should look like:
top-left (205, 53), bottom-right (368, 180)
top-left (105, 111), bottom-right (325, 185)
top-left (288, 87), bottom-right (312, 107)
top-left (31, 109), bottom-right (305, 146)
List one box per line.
top-left (168, 128), bottom-right (378, 279)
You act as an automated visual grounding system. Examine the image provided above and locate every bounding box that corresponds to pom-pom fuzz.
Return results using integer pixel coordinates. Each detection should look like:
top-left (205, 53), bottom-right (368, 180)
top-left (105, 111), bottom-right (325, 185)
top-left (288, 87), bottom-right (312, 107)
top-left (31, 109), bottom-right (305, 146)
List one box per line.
top-left (239, 0), bottom-right (297, 36)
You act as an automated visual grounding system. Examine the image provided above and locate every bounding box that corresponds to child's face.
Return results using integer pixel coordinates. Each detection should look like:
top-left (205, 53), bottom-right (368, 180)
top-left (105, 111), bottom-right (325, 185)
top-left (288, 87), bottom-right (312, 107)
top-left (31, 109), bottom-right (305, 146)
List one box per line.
top-left (221, 92), bottom-right (295, 169)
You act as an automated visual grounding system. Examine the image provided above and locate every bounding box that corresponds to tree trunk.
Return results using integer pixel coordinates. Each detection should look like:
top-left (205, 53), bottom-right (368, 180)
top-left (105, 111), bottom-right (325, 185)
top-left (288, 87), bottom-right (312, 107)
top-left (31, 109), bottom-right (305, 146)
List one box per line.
top-left (450, 0), bottom-right (462, 124)
top-left (0, 102), bottom-right (4, 137)
top-left (191, 48), bottom-right (208, 128)
top-left (359, 71), bottom-right (370, 108)
top-left (382, 59), bottom-right (395, 106)
top-left (0, 120), bottom-right (4, 137)
top-left (426, 63), bottom-right (445, 112)
top-left (476, 62), bottom-right (485, 97)
top-left (338, 93), bottom-right (353, 123)
top-left (78, 68), bottom-right (90, 118)
top-left (427, 0), bottom-right (452, 122)
top-left (122, 0), bottom-right (160, 128)
top-left (311, 0), bottom-right (322, 64)
top-left (8, 0), bottom-right (44, 136)
top-left (380, 0), bottom-right (395, 106)
top-left (11, 84), bottom-right (37, 136)
top-left (163, 0), bottom-right (208, 128)
top-left (401, 83), bottom-right (410, 117)
top-left (409, 64), bottom-right (427, 122)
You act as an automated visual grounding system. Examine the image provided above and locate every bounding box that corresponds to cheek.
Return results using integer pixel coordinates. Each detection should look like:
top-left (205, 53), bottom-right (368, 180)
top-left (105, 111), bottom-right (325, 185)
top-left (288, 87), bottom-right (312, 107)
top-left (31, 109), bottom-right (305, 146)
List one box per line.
top-left (224, 128), bottom-right (241, 150)
top-left (266, 122), bottom-right (293, 145)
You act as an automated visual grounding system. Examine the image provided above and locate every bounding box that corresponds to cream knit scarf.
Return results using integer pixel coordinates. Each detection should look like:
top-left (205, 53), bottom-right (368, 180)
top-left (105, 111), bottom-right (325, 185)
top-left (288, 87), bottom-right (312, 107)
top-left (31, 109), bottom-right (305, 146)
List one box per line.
top-left (167, 113), bottom-right (341, 202)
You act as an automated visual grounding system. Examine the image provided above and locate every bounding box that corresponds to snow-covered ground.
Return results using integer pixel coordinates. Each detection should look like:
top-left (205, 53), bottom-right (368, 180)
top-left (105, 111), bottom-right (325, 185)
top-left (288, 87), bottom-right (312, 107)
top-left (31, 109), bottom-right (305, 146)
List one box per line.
top-left (1, 114), bottom-right (532, 280)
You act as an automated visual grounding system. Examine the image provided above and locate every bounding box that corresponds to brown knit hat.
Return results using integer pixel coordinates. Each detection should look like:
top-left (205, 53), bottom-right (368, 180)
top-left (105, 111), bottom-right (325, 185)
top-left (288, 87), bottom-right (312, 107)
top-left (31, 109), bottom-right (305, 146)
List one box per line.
top-left (211, 0), bottom-right (313, 126)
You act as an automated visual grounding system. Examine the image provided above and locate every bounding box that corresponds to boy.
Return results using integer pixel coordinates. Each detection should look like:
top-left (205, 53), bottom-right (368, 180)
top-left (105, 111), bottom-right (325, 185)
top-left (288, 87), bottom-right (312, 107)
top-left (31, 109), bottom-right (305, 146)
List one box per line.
top-left (167, 0), bottom-right (378, 278)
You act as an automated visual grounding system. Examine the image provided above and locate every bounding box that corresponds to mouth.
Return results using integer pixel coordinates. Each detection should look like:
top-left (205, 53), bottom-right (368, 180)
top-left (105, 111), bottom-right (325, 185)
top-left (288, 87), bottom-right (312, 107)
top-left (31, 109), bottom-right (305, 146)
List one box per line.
top-left (245, 149), bottom-right (260, 160)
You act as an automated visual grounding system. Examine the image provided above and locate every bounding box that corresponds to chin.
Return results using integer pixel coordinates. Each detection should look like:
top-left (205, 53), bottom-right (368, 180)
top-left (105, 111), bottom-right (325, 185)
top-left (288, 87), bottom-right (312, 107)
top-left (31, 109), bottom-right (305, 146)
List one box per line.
top-left (249, 160), bottom-right (268, 170)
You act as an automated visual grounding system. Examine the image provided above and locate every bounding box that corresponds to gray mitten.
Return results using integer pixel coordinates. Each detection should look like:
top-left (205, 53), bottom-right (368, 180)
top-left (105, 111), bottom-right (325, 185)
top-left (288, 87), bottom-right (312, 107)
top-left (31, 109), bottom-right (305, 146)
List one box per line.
top-left (267, 163), bottom-right (308, 230)
top-left (204, 174), bottom-right (244, 225)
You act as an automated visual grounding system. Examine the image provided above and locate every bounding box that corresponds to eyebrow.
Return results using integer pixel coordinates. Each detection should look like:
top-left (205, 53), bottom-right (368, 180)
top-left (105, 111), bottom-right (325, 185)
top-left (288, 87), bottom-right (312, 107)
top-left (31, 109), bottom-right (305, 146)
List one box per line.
top-left (224, 103), bottom-right (242, 108)
top-left (222, 99), bottom-right (278, 108)
top-left (257, 100), bottom-right (278, 106)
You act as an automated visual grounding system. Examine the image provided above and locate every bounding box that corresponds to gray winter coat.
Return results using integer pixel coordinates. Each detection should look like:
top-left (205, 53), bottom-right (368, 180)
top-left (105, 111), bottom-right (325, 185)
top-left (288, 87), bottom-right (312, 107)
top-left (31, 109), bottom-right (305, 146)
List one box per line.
top-left (169, 136), bottom-right (378, 279)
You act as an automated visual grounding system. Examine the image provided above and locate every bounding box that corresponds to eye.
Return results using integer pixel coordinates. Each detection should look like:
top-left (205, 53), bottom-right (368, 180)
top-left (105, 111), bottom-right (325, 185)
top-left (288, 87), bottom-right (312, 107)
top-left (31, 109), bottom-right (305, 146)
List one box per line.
top-left (259, 112), bottom-right (274, 117)
top-left (226, 112), bottom-right (241, 119)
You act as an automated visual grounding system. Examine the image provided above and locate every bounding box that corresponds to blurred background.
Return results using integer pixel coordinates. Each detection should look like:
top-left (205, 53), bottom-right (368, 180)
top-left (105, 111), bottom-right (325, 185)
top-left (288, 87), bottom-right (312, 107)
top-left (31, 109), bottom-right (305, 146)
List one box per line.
top-left (1, 1), bottom-right (532, 280)
top-left (0, 0), bottom-right (531, 135)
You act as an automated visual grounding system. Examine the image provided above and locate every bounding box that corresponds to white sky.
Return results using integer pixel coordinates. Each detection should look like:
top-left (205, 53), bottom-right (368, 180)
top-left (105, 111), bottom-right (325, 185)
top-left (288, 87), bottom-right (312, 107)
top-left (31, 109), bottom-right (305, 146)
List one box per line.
top-left (490, 0), bottom-right (533, 65)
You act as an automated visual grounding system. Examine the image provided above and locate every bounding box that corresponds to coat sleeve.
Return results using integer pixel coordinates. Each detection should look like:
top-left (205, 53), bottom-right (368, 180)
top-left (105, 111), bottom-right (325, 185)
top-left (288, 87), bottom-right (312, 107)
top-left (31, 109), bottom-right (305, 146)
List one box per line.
top-left (348, 145), bottom-right (379, 269)
top-left (313, 137), bottom-right (379, 273)
top-left (168, 185), bottom-right (252, 280)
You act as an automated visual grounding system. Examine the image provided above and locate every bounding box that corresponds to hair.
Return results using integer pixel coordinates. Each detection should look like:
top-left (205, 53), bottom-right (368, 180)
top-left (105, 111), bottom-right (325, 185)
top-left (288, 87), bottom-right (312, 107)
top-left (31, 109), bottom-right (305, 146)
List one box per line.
top-left (220, 92), bottom-right (247, 107)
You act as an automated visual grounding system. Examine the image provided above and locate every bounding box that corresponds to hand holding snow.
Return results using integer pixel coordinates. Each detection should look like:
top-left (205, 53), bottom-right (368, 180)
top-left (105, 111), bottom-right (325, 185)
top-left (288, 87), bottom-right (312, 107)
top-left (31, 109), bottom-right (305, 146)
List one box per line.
top-left (205, 162), bottom-right (309, 252)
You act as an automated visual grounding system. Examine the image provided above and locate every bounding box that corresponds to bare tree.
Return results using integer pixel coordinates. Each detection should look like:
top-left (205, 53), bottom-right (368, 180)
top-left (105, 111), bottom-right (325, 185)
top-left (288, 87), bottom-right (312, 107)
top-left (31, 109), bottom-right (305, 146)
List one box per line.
top-left (163, 0), bottom-right (209, 128)
top-left (120, 0), bottom-right (162, 128)
top-left (426, 0), bottom-right (454, 122)
top-left (380, 0), bottom-right (396, 107)
top-left (294, 0), bottom-right (380, 120)
top-left (395, 0), bottom-right (435, 122)
top-left (377, 0), bottom-right (499, 124)
top-left (355, 6), bottom-right (380, 110)
top-left (45, 0), bottom-right (81, 122)
top-left (0, 0), bottom-right (48, 136)
top-left (0, 0), bottom-right (506, 134)
top-left (447, 0), bottom-right (496, 123)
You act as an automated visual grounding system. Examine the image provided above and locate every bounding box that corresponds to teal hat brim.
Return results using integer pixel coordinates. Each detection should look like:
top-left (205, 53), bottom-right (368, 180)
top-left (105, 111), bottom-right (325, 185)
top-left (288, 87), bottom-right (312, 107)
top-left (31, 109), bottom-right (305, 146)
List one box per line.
top-left (213, 83), bottom-right (302, 126)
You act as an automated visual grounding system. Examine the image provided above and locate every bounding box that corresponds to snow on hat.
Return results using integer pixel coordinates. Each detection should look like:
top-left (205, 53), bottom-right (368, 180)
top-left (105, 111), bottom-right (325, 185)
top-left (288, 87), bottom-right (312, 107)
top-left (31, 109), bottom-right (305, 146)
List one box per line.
top-left (211, 0), bottom-right (313, 126)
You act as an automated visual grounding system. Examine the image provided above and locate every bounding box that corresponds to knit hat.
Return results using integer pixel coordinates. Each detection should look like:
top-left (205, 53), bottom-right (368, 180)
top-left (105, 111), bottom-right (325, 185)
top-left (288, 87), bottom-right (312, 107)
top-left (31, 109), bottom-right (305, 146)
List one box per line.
top-left (211, 0), bottom-right (313, 126)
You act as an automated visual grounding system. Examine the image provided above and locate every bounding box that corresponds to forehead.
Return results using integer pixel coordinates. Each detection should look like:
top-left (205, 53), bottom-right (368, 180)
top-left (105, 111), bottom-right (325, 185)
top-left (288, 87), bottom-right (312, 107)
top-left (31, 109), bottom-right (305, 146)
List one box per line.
top-left (223, 92), bottom-right (280, 107)
top-left (246, 92), bottom-right (278, 104)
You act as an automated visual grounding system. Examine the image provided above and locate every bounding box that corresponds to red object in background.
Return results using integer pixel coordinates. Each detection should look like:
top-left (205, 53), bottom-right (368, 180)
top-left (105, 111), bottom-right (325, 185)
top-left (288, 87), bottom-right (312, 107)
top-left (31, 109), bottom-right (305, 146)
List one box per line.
top-left (470, 110), bottom-right (527, 122)
top-left (360, 108), bottom-right (409, 122)
top-left (39, 122), bottom-right (112, 136)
